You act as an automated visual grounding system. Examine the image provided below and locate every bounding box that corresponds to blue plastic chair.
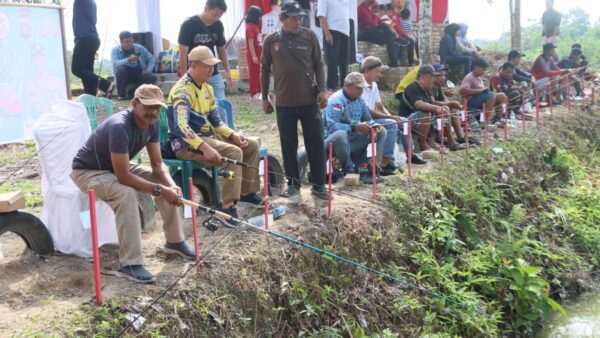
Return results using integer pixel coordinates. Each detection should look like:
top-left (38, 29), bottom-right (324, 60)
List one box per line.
top-left (77, 94), bottom-right (114, 130)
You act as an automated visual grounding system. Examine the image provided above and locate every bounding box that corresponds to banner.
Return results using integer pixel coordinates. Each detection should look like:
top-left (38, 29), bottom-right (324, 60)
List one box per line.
top-left (0, 4), bottom-right (69, 144)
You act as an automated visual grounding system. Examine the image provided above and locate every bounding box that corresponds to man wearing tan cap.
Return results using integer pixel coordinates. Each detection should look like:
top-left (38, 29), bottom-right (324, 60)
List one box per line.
top-left (167, 46), bottom-right (262, 226)
top-left (71, 84), bottom-right (194, 283)
top-left (322, 72), bottom-right (387, 184)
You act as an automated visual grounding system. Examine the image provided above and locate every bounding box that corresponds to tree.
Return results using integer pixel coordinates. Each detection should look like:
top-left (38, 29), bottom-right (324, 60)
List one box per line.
top-left (509, 0), bottom-right (522, 50)
top-left (418, 0), bottom-right (432, 64)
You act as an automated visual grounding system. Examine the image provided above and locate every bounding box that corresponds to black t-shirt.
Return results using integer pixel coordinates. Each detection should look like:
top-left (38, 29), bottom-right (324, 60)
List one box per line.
top-left (178, 16), bottom-right (226, 75)
top-left (398, 81), bottom-right (433, 117)
top-left (72, 109), bottom-right (159, 172)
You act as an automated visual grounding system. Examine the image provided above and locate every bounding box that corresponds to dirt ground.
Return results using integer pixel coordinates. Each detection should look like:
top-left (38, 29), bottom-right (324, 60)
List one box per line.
top-left (0, 76), bottom-right (589, 336)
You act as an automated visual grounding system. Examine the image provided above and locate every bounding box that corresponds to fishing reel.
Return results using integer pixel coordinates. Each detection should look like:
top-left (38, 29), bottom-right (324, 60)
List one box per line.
top-left (202, 215), bottom-right (220, 232)
top-left (218, 169), bottom-right (234, 181)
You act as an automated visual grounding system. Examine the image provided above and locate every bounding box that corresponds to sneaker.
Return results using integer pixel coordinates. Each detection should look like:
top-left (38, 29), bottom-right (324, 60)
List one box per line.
top-left (239, 192), bottom-right (264, 205)
top-left (164, 241), bottom-right (196, 260)
top-left (409, 154), bottom-right (428, 165)
top-left (281, 186), bottom-right (302, 205)
top-left (360, 174), bottom-right (383, 184)
top-left (311, 185), bottom-right (330, 200)
top-left (115, 265), bottom-right (156, 283)
top-left (217, 206), bottom-right (241, 228)
top-left (380, 162), bottom-right (400, 176)
top-left (573, 96), bottom-right (584, 101)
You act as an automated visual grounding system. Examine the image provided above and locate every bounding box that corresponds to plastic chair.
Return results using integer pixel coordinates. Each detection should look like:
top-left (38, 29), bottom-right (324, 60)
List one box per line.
top-left (77, 94), bottom-right (114, 130)
top-left (159, 107), bottom-right (222, 206)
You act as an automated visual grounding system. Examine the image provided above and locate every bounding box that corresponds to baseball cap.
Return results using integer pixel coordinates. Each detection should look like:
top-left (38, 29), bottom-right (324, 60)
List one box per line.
top-left (433, 63), bottom-right (448, 73)
top-left (281, 1), bottom-right (306, 16)
top-left (543, 43), bottom-right (556, 52)
top-left (508, 50), bottom-right (526, 59)
top-left (361, 56), bottom-right (382, 71)
top-left (345, 72), bottom-right (369, 88)
top-left (134, 84), bottom-right (167, 108)
top-left (188, 46), bottom-right (221, 66)
top-left (417, 64), bottom-right (441, 77)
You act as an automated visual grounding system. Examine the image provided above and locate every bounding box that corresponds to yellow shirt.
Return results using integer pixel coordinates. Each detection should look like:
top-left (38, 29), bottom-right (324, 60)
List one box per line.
top-left (395, 66), bottom-right (420, 95)
top-left (167, 74), bottom-right (233, 150)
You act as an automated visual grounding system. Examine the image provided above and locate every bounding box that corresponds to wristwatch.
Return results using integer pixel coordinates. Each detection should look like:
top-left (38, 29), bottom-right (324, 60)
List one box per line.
top-left (152, 184), bottom-right (162, 197)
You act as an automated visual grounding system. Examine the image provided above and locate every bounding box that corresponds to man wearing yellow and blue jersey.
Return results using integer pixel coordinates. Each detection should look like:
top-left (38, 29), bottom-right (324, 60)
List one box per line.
top-left (167, 46), bottom-right (261, 224)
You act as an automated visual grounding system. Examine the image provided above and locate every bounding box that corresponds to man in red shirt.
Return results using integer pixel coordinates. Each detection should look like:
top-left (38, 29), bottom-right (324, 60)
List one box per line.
top-left (357, 0), bottom-right (400, 67)
top-left (531, 43), bottom-right (572, 104)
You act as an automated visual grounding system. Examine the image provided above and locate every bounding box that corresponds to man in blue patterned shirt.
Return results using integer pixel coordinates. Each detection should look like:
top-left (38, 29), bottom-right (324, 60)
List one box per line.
top-left (323, 72), bottom-right (387, 183)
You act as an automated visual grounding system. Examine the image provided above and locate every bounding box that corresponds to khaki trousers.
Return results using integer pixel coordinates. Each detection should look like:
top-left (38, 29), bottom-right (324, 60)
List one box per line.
top-left (176, 135), bottom-right (261, 205)
top-left (70, 164), bottom-right (185, 266)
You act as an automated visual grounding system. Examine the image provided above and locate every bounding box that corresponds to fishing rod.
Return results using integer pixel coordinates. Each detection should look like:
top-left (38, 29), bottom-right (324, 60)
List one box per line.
top-left (179, 197), bottom-right (487, 315)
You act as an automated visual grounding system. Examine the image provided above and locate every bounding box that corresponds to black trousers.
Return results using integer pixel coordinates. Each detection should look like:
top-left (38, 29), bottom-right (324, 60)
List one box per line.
top-left (72, 36), bottom-right (110, 95)
top-left (358, 24), bottom-right (399, 67)
top-left (324, 30), bottom-right (349, 90)
top-left (276, 103), bottom-right (326, 188)
top-left (397, 36), bottom-right (416, 66)
top-left (348, 19), bottom-right (357, 64)
top-left (114, 65), bottom-right (157, 97)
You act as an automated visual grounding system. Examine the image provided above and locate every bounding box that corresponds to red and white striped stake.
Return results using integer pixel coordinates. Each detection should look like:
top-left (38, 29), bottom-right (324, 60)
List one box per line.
top-left (407, 121), bottom-right (412, 177)
top-left (88, 189), bottom-right (102, 305)
top-left (521, 95), bottom-right (526, 133)
top-left (439, 113), bottom-right (444, 165)
top-left (327, 143), bottom-right (332, 220)
top-left (483, 104), bottom-right (488, 149)
top-left (370, 128), bottom-right (377, 199)
top-left (188, 178), bottom-right (200, 271)
top-left (568, 77), bottom-right (572, 113)
top-left (263, 156), bottom-right (269, 230)
top-left (535, 90), bottom-right (540, 129)
top-left (504, 96), bottom-right (509, 141)
top-left (464, 100), bottom-right (469, 152)
top-left (550, 82), bottom-right (553, 117)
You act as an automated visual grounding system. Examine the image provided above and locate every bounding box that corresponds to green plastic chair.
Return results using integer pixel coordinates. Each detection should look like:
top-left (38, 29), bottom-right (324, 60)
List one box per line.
top-left (159, 107), bottom-right (222, 206)
top-left (77, 94), bottom-right (114, 130)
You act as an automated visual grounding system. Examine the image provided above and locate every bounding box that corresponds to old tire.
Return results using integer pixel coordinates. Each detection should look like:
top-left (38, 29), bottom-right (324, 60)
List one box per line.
top-left (267, 154), bottom-right (285, 188)
top-left (0, 211), bottom-right (54, 255)
top-left (297, 147), bottom-right (309, 185)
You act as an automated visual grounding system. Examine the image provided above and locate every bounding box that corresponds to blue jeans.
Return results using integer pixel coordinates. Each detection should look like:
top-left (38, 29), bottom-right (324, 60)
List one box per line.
top-left (325, 129), bottom-right (387, 173)
top-left (209, 73), bottom-right (227, 123)
top-left (444, 55), bottom-right (475, 75)
top-left (467, 89), bottom-right (495, 110)
top-left (373, 118), bottom-right (397, 159)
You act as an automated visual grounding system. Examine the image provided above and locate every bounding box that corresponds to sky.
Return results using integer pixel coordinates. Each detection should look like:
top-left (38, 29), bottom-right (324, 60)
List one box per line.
top-left (449, 0), bottom-right (600, 40)
top-left (59, 0), bottom-right (600, 55)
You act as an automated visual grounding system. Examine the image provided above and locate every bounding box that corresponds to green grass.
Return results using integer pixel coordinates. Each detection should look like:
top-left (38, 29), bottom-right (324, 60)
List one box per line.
top-left (0, 180), bottom-right (43, 213)
top-left (232, 104), bottom-right (276, 130)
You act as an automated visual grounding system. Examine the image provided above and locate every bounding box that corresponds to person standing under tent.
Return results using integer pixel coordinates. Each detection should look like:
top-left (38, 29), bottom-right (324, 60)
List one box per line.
top-left (178, 0), bottom-right (233, 100)
top-left (246, 6), bottom-right (263, 100)
top-left (261, 1), bottom-right (329, 203)
top-left (71, 0), bottom-right (114, 97)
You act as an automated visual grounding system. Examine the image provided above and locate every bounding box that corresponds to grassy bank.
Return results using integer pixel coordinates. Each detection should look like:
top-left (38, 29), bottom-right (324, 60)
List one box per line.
top-left (61, 107), bottom-right (600, 337)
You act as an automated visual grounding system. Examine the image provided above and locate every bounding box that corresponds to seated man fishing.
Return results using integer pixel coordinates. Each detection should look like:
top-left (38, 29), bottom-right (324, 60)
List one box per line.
top-left (167, 46), bottom-right (262, 227)
top-left (71, 84), bottom-right (194, 283)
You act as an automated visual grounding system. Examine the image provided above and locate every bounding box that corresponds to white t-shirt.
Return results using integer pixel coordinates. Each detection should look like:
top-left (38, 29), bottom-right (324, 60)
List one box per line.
top-left (316, 0), bottom-right (351, 37)
top-left (362, 81), bottom-right (381, 111)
